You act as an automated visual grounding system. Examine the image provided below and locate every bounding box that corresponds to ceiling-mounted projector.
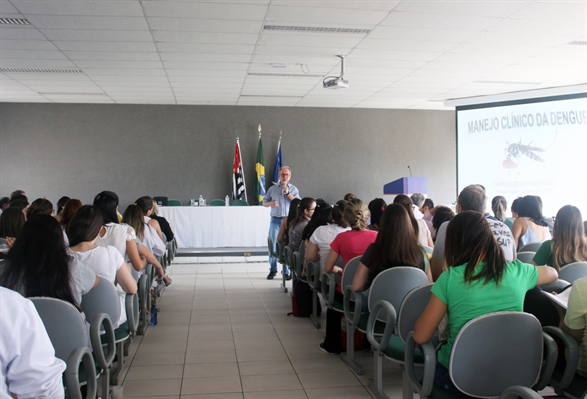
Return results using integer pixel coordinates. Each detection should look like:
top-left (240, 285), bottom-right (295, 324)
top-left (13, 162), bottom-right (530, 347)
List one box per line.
top-left (323, 55), bottom-right (349, 89)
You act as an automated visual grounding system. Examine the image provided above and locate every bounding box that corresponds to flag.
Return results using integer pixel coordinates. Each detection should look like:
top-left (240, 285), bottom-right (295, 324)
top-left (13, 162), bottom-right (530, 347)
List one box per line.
top-left (255, 135), bottom-right (266, 204)
top-left (272, 137), bottom-right (282, 186)
top-left (232, 139), bottom-right (247, 201)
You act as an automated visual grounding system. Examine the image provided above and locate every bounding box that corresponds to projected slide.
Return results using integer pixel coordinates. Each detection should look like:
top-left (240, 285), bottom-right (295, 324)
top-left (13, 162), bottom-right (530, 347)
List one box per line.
top-left (457, 95), bottom-right (587, 219)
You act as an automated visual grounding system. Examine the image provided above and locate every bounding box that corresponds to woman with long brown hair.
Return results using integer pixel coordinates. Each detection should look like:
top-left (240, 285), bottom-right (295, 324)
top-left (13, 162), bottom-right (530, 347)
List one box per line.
top-left (352, 204), bottom-right (431, 292)
top-left (393, 194), bottom-right (434, 248)
top-left (413, 211), bottom-right (557, 390)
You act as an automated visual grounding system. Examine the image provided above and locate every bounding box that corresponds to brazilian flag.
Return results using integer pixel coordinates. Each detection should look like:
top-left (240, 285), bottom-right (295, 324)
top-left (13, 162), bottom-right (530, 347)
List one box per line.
top-left (255, 136), bottom-right (266, 204)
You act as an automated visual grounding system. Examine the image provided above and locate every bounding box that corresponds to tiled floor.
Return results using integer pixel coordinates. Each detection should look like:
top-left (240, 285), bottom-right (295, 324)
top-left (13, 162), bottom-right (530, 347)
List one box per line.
top-left (117, 263), bottom-right (560, 399)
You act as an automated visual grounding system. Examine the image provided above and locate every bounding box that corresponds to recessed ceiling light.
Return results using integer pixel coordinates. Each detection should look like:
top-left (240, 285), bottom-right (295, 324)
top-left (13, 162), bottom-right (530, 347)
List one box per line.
top-left (0, 18), bottom-right (30, 25)
top-left (264, 25), bottom-right (369, 34)
top-left (271, 63), bottom-right (287, 68)
top-left (1, 68), bottom-right (84, 74)
top-left (474, 80), bottom-right (541, 86)
top-left (248, 72), bottom-right (323, 78)
top-left (240, 95), bottom-right (303, 98)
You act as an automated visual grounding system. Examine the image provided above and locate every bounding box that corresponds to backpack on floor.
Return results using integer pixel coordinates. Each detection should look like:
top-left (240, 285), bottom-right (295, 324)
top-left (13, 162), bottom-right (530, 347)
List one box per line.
top-left (288, 280), bottom-right (321, 318)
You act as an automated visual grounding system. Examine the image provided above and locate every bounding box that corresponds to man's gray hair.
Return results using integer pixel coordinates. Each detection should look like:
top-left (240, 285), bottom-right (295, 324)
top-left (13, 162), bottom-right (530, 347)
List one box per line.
top-left (280, 166), bottom-right (291, 173)
top-left (410, 193), bottom-right (425, 207)
top-left (458, 185), bottom-right (487, 213)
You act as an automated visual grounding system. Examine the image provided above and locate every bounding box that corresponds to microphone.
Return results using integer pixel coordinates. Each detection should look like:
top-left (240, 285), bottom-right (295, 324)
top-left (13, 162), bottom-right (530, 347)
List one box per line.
top-left (407, 165), bottom-right (413, 177)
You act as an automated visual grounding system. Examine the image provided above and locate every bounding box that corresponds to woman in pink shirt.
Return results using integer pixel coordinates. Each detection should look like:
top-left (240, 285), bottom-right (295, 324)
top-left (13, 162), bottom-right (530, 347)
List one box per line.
top-left (321, 198), bottom-right (377, 354)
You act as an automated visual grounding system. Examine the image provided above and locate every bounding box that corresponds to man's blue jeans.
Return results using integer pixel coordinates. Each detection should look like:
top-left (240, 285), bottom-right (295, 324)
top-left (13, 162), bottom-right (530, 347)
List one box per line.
top-left (268, 216), bottom-right (289, 274)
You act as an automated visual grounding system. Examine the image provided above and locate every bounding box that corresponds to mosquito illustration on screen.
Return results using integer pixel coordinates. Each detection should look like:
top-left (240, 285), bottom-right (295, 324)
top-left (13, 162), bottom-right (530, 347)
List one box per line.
top-left (502, 140), bottom-right (546, 169)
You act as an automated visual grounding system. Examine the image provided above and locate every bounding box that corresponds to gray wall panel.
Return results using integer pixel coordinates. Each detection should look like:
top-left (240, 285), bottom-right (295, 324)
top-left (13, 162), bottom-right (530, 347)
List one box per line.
top-left (0, 103), bottom-right (456, 209)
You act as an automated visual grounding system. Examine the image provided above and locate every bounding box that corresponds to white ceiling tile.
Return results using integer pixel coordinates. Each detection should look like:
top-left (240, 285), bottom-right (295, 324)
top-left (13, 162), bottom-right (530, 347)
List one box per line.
top-left (237, 97), bottom-right (301, 106)
top-left (49, 98), bottom-right (115, 103)
top-left (166, 69), bottom-right (246, 78)
top-left (408, 101), bottom-right (452, 110)
top-left (0, 26), bottom-right (46, 40)
top-left (266, 5), bottom-right (389, 26)
top-left (41, 29), bottom-right (153, 42)
top-left (489, 17), bottom-right (586, 37)
top-left (143, 2), bottom-right (267, 20)
top-left (510, 2), bottom-right (587, 22)
top-left (254, 44), bottom-right (354, 56)
top-left (63, 51), bottom-right (160, 61)
top-left (350, 48), bottom-right (441, 62)
top-left (257, 32), bottom-right (364, 48)
top-left (168, 76), bottom-right (244, 83)
top-left (147, 18), bottom-right (263, 33)
top-left (162, 61), bottom-right (248, 71)
top-left (12, 1), bottom-right (144, 16)
top-left (82, 68), bottom-right (166, 76)
top-left (160, 53), bottom-right (250, 63)
top-left (157, 42), bottom-right (254, 54)
top-left (368, 25), bottom-right (479, 42)
top-left (74, 60), bottom-right (163, 69)
top-left (356, 38), bottom-right (458, 53)
top-left (0, 58), bottom-right (77, 68)
top-left (0, 40), bottom-right (57, 51)
top-left (466, 31), bottom-right (577, 48)
top-left (153, 31), bottom-right (258, 45)
top-left (0, 1), bottom-right (20, 14)
top-left (433, 51), bottom-right (527, 65)
top-left (244, 76), bottom-right (321, 85)
top-left (393, 0), bottom-right (532, 18)
top-left (247, 63), bottom-right (331, 74)
top-left (92, 76), bottom-right (169, 83)
top-left (26, 15), bottom-right (149, 30)
top-left (271, 1), bottom-right (402, 12)
top-left (171, 82), bottom-right (242, 89)
top-left (98, 81), bottom-right (171, 88)
top-left (54, 41), bottom-right (157, 52)
top-left (379, 11), bottom-right (501, 31)
top-left (1, 49), bottom-right (68, 59)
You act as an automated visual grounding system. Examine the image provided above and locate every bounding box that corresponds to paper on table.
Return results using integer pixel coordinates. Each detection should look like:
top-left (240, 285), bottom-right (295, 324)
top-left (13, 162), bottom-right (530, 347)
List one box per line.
top-left (542, 287), bottom-right (572, 309)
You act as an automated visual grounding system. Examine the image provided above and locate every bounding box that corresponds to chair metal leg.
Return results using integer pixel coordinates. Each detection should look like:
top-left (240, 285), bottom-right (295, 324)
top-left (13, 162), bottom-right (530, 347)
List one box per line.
top-left (281, 263), bottom-right (288, 293)
top-left (310, 290), bottom-right (321, 329)
top-left (341, 320), bottom-right (364, 375)
top-left (401, 369), bottom-right (414, 399)
top-left (110, 341), bottom-right (124, 386)
top-left (368, 351), bottom-right (390, 399)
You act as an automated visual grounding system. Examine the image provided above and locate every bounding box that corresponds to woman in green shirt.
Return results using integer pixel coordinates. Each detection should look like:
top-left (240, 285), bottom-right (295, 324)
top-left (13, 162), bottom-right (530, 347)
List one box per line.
top-left (413, 211), bottom-right (557, 391)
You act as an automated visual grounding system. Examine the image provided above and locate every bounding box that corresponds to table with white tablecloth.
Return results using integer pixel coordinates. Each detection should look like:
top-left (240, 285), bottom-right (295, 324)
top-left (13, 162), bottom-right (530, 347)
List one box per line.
top-left (158, 206), bottom-right (271, 248)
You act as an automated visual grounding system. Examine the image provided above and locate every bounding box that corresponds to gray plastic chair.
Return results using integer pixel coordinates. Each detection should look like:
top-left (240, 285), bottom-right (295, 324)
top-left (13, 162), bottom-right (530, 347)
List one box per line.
top-left (293, 240), bottom-right (306, 281)
top-left (422, 245), bottom-right (433, 255)
top-left (306, 258), bottom-right (322, 329)
top-left (362, 270), bottom-right (429, 397)
top-left (519, 242), bottom-right (543, 252)
top-left (405, 312), bottom-right (557, 398)
top-left (231, 199), bottom-right (249, 206)
top-left (542, 326), bottom-right (581, 397)
top-left (137, 272), bottom-right (150, 335)
top-left (31, 297), bottom-right (98, 399)
top-left (499, 386), bottom-right (545, 398)
top-left (559, 262), bottom-right (587, 284)
top-left (209, 199), bottom-right (225, 206)
top-left (517, 251), bottom-right (536, 263)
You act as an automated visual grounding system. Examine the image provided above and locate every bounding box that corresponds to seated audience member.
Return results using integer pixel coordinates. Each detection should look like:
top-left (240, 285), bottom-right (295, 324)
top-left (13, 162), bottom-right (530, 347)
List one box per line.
top-left (420, 198), bottom-right (434, 214)
top-left (511, 197), bottom-right (522, 219)
top-left (492, 195), bottom-right (514, 230)
top-left (512, 195), bottom-right (551, 250)
top-left (411, 193), bottom-right (425, 219)
top-left (430, 206), bottom-right (455, 242)
top-left (0, 208), bottom-right (25, 257)
top-left (413, 211), bottom-right (557, 390)
top-left (121, 204), bottom-right (167, 282)
top-left (321, 198), bottom-right (377, 354)
top-left (59, 199), bottom-right (82, 246)
top-left (277, 198), bottom-right (301, 245)
top-left (0, 214), bottom-right (98, 309)
top-left (0, 197), bottom-right (9, 214)
top-left (0, 286), bottom-right (66, 399)
top-left (150, 200), bottom-right (174, 242)
top-left (8, 199), bottom-right (29, 216)
top-left (367, 198), bottom-right (387, 231)
top-left (122, 202), bottom-right (166, 256)
top-left (69, 205), bottom-right (137, 327)
top-left (394, 195), bottom-right (434, 248)
top-left (93, 191), bottom-right (149, 276)
top-left (352, 203), bottom-right (431, 295)
top-left (431, 185), bottom-right (516, 280)
top-left (54, 196), bottom-right (70, 223)
top-left (26, 198), bottom-right (53, 219)
top-left (287, 197), bottom-right (316, 254)
top-left (135, 196), bottom-right (167, 246)
top-left (524, 205), bottom-right (587, 327)
top-left (420, 198), bottom-right (435, 233)
top-left (305, 200), bottom-right (349, 274)
top-left (10, 190), bottom-right (26, 199)
top-left (344, 193), bottom-right (357, 201)
top-left (562, 276), bottom-right (587, 378)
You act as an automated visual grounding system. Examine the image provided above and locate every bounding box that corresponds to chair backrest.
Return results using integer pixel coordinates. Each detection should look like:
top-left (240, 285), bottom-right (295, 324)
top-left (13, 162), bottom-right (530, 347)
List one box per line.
top-left (153, 196), bottom-right (168, 206)
top-left (517, 251), bottom-right (536, 263)
top-left (422, 245), bottom-right (433, 255)
top-left (368, 267), bottom-right (428, 320)
top-left (81, 276), bottom-right (121, 326)
top-left (167, 199), bottom-right (182, 206)
top-left (209, 199), bottom-right (225, 206)
top-left (397, 284), bottom-right (433, 343)
top-left (276, 241), bottom-right (286, 264)
top-left (341, 256), bottom-right (361, 292)
top-left (295, 240), bottom-right (306, 277)
top-left (519, 242), bottom-right (542, 252)
top-left (231, 199), bottom-right (249, 206)
top-left (284, 244), bottom-right (294, 268)
top-left (30, 297), bottom-right (88, 361)
top-left (559, 262), bottom-right (587, 284)
top-left (450, 312), bottom-right (543, 397)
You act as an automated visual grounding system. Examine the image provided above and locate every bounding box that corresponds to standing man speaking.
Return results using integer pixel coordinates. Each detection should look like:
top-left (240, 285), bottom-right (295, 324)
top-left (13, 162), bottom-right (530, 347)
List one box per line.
top-left (263, 166), bottom-right (300, 280)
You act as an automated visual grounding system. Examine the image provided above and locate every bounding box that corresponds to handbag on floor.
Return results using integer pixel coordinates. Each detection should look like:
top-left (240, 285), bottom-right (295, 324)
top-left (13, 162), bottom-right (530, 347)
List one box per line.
top-left (288, 279), bottom-right (321, 318)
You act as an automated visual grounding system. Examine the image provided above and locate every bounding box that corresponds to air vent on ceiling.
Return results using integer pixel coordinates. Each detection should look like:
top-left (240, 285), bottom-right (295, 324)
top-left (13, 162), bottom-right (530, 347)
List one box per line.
top-left (39, 92), bottom-right (107, 96)
top-left (0, 18), bottom-right (30, 25)
top-left (428, 99), bottom-right (445, 102)
top-left (264, 25), bottom-right (369, 34)
top-left (240, 95), bottom-right (303, 98)
top-left (475, 80), bottom-right (541, 86)
top-left (248, 72), bottom-right (323, 78)
top-left (0, 67), bottom-right (84, 74)
top-left (568, 41), bottom-right (587, 46)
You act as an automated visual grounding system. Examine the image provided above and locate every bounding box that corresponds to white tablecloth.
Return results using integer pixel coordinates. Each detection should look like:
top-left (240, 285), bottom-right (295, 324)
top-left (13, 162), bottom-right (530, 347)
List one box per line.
top-left (158, 206), bottom-right (271, 248)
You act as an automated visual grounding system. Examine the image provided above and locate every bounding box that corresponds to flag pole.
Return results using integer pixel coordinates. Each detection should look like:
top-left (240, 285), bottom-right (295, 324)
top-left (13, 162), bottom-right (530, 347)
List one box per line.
top-left (238, 137), bottom-right (247, 202)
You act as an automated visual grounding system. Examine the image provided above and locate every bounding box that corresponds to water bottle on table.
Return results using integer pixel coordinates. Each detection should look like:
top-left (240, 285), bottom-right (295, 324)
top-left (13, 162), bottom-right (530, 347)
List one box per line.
top-left (225, 195), bottom-right (230, 206)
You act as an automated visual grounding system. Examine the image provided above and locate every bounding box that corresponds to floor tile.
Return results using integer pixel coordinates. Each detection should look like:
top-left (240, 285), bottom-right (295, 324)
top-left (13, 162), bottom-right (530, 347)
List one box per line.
top-left (181, 376), bottom-right (242, 395)
top-left (305, 386), bottom-right (373, 399)
top-left (297, 369), bottom-right (362, 389)
top-left (183, 362), bottom-right (239, 378)
top-left (125, 364), bottom-right (184, 381)
top-left (244, 390), bottom-right (308, 398)
top-left (241, 374), bottom-right (303, 392)
top-left (123, 378), bottom-right (182, 397)
top-left (131, 351), bottom-right (185, 366)
top-left (238, 360), bottom-right (296, 376)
